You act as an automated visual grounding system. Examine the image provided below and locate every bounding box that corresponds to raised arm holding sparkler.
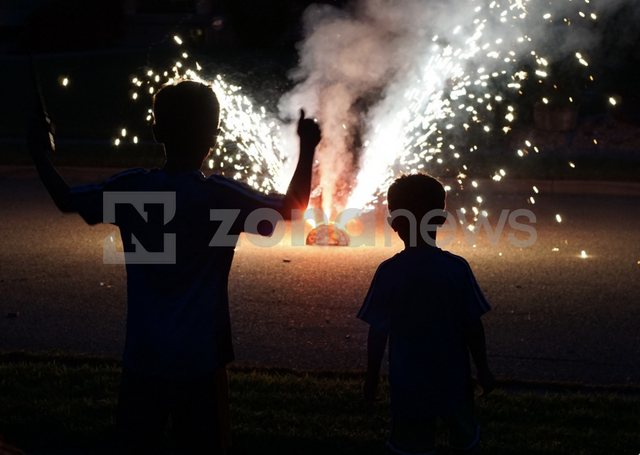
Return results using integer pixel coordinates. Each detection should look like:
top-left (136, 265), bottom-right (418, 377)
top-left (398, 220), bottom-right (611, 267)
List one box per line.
top-left (27, 57), bottom-right (74, 214)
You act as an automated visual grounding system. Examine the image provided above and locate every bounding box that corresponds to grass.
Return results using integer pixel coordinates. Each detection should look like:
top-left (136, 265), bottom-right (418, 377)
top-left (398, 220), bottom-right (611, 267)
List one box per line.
top-left (0, 352), bottom-right (638, 454)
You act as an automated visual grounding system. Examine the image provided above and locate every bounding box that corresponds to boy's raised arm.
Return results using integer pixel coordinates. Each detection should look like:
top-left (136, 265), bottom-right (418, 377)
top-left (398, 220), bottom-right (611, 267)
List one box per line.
top-left (27, 96), bottom-right (75, 213)
top-left (278, 110), bottom-right (321, 220)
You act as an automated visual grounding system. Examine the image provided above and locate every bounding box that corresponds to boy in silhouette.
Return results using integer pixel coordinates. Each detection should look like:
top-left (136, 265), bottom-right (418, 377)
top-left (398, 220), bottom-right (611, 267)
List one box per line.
top-left (359, 173), bottom-right (495, 455)
top-left (28, 80), bottom-right (321, 454)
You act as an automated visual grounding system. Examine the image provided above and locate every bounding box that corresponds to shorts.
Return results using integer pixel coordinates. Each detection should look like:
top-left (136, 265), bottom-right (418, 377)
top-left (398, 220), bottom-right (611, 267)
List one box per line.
top-left (116, 366), bottom-right (231, 455)
top-left (387, 397), bottom-right (480, 455)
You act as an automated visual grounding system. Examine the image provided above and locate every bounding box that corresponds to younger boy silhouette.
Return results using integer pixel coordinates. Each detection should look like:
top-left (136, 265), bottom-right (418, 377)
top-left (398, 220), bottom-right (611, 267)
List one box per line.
top-left (28, 80), bottom-right (321, 454)
top-left (359, 173), bottom-right (494, 455)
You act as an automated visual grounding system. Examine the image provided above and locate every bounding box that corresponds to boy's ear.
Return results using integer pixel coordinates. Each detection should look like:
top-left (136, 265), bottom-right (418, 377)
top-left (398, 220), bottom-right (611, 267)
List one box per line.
top-left (391, 217), bottom-right (406, 233)
top-left (209, 130), bottom-right (219, 149)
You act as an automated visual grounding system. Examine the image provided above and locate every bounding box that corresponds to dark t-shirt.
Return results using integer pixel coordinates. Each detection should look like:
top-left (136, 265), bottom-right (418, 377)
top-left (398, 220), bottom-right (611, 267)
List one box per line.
top-left (358, 248), bottom-right (490, 418)
top-left (70, 168), bottom-right (284, 381)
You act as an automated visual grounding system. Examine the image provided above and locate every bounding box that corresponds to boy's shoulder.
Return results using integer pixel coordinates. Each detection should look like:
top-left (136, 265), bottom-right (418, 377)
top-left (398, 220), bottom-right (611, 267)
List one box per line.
top-left (435, 249), bottom-right (473, 269)
top-left (379, 248), bottom-right (470, 269)
top-left (375, 249), bottom-right (477, 283)
top-left (374, 252), bottom-right (404, 276)
top-left (96, 169), bottom-right (253, 193)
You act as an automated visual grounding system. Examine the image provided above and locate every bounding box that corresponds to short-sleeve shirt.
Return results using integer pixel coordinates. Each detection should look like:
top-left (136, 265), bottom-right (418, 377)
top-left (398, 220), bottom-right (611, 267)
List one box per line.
top-left (69, 168), bottom-right (285, 381)
top-left (358, 248), bottom-right (490, 418)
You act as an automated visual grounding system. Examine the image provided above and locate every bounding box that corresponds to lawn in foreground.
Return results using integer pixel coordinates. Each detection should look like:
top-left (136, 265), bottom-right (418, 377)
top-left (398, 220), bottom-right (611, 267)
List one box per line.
top-left (0, 353), bottom-right (638, 455)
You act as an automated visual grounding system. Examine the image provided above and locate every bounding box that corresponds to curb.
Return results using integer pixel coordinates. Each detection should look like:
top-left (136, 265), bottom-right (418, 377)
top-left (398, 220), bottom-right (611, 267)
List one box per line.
top-left (3, 165), bottom-right (640, 197)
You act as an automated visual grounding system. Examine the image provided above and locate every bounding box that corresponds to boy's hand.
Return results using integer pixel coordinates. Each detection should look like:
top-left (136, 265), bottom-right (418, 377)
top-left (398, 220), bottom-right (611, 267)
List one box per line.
top-left (476, 368), bottom-right (496, 396)
top-left (297, 109), bottom-right (321, 151)
top-left (363, 373), bottom-right (380, 402)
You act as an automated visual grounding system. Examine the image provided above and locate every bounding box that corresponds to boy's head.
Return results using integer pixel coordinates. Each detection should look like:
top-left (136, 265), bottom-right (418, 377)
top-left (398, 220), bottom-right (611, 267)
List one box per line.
top-left (387, 173), bottom-right (446, 241)
top-left (152, 80), bottom-right (220, 163)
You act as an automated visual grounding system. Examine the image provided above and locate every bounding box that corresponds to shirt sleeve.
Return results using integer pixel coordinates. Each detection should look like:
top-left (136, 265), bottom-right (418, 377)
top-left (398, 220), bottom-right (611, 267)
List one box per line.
top-left (68, 168), bottom-right (147, 225)
top-left (205, 174), bottom-right (286, 235)
top-left (457, 258), bottom-right (491, 327)
top-left (357, 262), bottom-right (393, 331)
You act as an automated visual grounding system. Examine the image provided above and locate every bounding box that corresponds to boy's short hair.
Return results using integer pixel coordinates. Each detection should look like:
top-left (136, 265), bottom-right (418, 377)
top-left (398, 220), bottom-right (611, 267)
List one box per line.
top-left (153, 80), bottom-right (220, 145)
top-left (387, 173), bottom-right (446, 222)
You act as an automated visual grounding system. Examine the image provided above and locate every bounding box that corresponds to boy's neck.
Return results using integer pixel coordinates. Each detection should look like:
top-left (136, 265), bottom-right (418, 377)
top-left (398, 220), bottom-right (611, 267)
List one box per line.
top-left (162, 145), bottom-right (209, 173)
top-left (162, 161), bottom-right (202, 173)
top-left (403, 240), bottom-right (438, 251)
top-left (401, 232), bottom-right (438, 250)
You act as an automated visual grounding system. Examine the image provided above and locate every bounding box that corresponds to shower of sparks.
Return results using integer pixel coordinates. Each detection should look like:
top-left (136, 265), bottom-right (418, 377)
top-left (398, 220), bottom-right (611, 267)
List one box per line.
top-left (118, 0), bottom-right (601, 230)
top-left (345, 0), bottom-right (600, 218)
top-left (121, 63), bottom-right (289, 194)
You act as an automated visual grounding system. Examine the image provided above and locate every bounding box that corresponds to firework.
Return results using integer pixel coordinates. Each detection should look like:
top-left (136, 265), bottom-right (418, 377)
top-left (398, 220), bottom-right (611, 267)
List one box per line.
top-left (118, 0), bottom-right (603, 251)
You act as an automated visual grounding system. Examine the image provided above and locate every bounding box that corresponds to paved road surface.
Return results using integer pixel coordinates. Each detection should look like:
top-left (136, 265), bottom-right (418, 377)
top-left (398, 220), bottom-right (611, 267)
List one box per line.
top-left (1, 167), bottom-right (639, 385)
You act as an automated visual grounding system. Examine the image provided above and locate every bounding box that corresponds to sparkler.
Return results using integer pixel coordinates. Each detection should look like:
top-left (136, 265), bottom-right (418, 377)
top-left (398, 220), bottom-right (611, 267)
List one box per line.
top-left (30, 55), bottom-right (55, 154)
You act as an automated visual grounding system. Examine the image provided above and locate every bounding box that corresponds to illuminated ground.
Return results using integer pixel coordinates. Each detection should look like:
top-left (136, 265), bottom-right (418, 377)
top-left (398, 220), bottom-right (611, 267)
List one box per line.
top-left (1, 166), bottom-right (639, 385)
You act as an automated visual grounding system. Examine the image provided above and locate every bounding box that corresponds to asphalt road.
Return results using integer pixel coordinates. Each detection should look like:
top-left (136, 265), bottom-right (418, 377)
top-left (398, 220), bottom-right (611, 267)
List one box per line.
top-left (1, 166), bottom-right (639, 386)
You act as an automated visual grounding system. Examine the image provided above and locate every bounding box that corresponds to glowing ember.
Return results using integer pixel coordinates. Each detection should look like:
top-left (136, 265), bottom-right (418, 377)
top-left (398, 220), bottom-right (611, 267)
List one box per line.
top-left (306, 224), bottom-right (350, 246)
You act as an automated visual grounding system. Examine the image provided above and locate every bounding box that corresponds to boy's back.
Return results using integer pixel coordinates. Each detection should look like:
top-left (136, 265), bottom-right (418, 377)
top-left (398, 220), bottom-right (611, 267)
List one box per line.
top-left (71, 167), bottom-right (286, 381)
top-left (28, 77), bottom-right (321, 453)
top-left (360, 173), bottom-right (494, 454)
top-left (359, 247), bottom-right (490, 418)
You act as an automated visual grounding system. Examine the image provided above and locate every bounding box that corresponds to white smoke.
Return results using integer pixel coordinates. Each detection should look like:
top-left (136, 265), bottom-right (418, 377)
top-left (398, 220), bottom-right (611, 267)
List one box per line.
top-left (279, 0), bottom-right (631, 214)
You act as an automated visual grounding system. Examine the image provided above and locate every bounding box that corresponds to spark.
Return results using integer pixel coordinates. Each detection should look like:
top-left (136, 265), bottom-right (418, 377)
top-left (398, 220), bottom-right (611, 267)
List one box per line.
top-left (581, 250), bottom-right (587, 259)
top-left (122, 0), bottom-right (601, 231)
top-left (556, 214), bottom-right (562, 223)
